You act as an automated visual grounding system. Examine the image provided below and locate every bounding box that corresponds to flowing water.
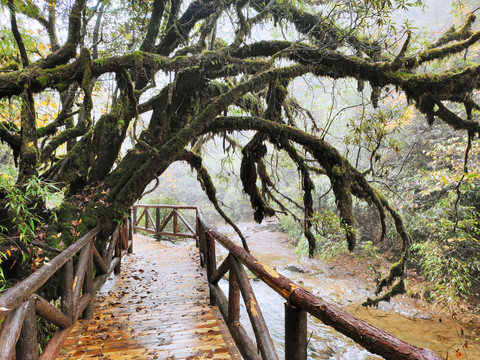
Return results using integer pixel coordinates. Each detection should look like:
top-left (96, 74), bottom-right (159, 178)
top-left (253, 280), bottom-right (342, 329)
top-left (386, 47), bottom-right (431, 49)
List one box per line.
top-left (215, 221), bottom-right (480, 360)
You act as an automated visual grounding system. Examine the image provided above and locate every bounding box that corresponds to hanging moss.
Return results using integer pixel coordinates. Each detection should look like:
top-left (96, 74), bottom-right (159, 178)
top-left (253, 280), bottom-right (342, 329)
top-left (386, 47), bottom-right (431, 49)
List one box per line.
top-left (277, 138), bottom-right (317, 256)
top-left (240, 134), bottom-right (276, 223)
top-left (362, 279), bottom-right (406, 308)
top-left (178, 150), bottom-right (250, 251)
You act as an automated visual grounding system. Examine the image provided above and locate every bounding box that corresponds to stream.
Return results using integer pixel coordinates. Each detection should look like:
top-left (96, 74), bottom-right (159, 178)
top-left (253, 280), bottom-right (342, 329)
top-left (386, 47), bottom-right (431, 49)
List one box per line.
top-left (213, 221), bottom-right (480, 360)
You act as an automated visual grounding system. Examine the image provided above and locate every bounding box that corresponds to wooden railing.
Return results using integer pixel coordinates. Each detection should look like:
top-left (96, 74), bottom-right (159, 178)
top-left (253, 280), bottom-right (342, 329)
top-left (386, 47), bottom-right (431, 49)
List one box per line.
top-left (132, 204), bottom-right (441, 360)
top-left (0, 217), bottom-right (133, 360)
top-left (0, 202), bottom-right (443, 360)
top-left (132, 204), bottom-right (197, 240)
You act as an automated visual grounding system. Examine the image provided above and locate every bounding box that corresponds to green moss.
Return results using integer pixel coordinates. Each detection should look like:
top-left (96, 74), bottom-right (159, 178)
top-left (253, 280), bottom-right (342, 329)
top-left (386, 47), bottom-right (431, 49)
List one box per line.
top-left (95, 58), bottom-right (106, 66)
top-left (44, 64), bottom-right (69, 74)
top-left (130, 50), bottom-right (145, 59)
top-left (170, 55), bottom-right (188, 64)
top-left (332, 164), bottom-right (344, 177)
top-left (38, 76), bottom-right (48, 87)
top-left (393, 71), bottom-right (413, 80)
top-left (46, 203), bottom-right (80, 247)
top-left (56, 82), bottom-right (68, 92)
top-left (362, 279), bottom-right (406, 307)
top-left (0, 62), bottom-right (19, 71)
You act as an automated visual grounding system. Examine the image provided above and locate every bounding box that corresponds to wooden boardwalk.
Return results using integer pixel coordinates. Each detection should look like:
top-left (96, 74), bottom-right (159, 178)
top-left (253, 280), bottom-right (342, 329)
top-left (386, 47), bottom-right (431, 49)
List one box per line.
top-left (57, 235), bottom-right (239, 360)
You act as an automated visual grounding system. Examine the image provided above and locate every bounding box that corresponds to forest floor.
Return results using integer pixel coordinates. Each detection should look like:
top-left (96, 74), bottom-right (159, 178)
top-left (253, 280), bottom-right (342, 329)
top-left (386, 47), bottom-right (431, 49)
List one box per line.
top-left (330, 252), bottom-right (480, 325)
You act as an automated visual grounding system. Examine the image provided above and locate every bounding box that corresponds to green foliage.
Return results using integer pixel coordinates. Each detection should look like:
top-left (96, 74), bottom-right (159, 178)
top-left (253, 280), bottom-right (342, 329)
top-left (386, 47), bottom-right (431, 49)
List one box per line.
top-left (0, 251), bottom-right (7, 290)
top-left (406, 189), bottom-right (480, 307)
top-left (283, 209), bottom-right (379, 260)
top-left (376, 120), bottom-right (480, 307)
top-left (411, 240), bottom-right (477, 307)
top-left (280, 214), bottom-right (304, 243)
top-left (0, 18), bottom-right (47, 65)
top-left (1, 168), bottom-right (59, 243)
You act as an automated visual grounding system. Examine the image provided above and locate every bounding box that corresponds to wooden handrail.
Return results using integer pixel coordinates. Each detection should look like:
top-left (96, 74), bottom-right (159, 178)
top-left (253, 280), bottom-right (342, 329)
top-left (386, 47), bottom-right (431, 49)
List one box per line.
top-left (134, 204), bottom-right (198, 210)
top-left (133, 204), bottom-right (442, 359)
top-left (192, 207), bottom-right (442, 360)
top-left (2, 202), bottom-right (443, 360)
top-left (0, 226), bottom-right (101, 320)
top-left (132, 204), bottom-right (197, 239)
top-left (0, 216), bottom-right (133, 360)
top-left (131, 204), bottom-right (442, 359)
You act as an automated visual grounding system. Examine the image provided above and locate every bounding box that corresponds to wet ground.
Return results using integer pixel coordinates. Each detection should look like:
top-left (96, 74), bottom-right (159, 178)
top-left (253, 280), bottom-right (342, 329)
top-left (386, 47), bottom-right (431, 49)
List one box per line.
top-left (216, 220), bottom-right (480, 360)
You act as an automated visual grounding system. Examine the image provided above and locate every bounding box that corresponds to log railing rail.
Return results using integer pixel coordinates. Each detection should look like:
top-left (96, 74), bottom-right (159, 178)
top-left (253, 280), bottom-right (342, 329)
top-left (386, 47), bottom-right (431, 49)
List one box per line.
top-left (132, 204), bottom-right (442, 360)
top-left (132, 204), bottom-right (197, 240)
top-left (0, 217), bottom-right (133, 360)
top-left (0, 202), bottom-right (444, 360)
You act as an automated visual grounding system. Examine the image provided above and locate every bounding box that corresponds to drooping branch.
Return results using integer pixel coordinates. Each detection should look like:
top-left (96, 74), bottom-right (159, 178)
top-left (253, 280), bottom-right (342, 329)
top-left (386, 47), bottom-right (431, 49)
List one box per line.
top-left (240, 133), bottom-right (276, 222)
top-left (177, 150), bottom-right (250, 251)
top-left (280, 141), bottom-right (317, 256)
top-left (140, 0), bottom-right (166, 53)
top-left (433, 101), bottom-right (480, 135)
top-left (208, 115), bottom-right (413, 295)
top-left (257, 159), bottom-right (283, 211)
top-left (208, 117), bottom-right (396, 251)
top-left (264, 79), bottom-right (318, 255)
top-left (7, 0), bottom-right (30, 68)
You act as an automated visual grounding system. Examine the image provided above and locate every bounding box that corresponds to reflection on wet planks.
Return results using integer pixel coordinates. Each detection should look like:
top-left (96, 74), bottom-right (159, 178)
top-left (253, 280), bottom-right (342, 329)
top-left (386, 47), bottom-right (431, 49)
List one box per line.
top-left (57, 234), bottom-right (239, 360)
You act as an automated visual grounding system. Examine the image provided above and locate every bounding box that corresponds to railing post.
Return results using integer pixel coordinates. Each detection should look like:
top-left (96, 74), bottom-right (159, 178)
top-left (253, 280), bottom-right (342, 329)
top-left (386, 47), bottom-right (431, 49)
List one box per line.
top-left (128, 211), bottom-right (133, 254)
top-left (0, 301), bottom-right (30, 360)
top-left (195, 209), bottom-right (199, 248)
top-left (230, 256), bottom-right (279, 359)
top-left (60, 259), bottom-right (74, 321)
top-left (114, 231), bottom-right (121, 274)
top-left (16, 297), bottom-right (38, 360)
top-left (173, 210), bottom-right (178, 235)
top-left (198, 222), bottom-right (205, 268)
top-left (145, 208), bottom-right (150, 230)
top-left (155, 207), bottom-right (161, 241)
top-left (205, 232), bottom-right (217, 305)
top-left (82, 243), bottom-right (94, 320)
top-left (122, 221), bottom-right (128, 250)
top-left (285, 302), bottom-right (307, 360)
top-left (227, 265), bottom-right (240, 325)
top-left (132, 207), bottom-right (137, 234)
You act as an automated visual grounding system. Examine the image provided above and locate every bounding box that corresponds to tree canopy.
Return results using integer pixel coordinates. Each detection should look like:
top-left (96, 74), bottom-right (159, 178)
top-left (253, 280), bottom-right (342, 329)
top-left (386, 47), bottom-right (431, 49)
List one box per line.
top-left (1, 0), bottom-right (480, 304)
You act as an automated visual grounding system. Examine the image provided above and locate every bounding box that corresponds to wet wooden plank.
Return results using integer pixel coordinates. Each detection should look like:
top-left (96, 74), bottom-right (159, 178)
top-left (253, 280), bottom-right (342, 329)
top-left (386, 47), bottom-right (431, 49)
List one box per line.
top-left (57, 235), bottom-right (239, 360)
